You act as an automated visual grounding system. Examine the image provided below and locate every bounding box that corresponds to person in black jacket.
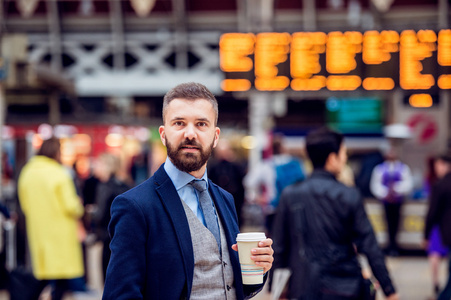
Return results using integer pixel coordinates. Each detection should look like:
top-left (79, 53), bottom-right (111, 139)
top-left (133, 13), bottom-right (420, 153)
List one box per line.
top-left (92, 153), bottom-right (130, 282)
top-left (424, 151), bottom-right (451, 300)
top-left (208, 139), bottom-right (246, 225)
top-left (0, 202), bottom-right (11, 290)
top-left (272, 127), bottom-right (398, 300)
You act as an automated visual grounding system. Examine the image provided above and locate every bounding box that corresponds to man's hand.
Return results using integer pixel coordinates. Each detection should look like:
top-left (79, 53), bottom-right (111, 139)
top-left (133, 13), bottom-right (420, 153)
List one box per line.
top-left (386, 293), bottom-right (399, 300)
top-left (232, 238), bottom-right (274, 273)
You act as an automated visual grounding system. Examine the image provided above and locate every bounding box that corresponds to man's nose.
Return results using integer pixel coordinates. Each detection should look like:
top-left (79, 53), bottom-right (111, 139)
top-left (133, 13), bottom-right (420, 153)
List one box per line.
top-left (184, 123), bottom-right (197, 139)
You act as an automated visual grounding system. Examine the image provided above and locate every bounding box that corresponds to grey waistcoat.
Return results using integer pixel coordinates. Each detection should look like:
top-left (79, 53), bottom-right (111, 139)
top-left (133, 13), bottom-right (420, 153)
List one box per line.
top-left (181, 199), bottom-right (237, 300)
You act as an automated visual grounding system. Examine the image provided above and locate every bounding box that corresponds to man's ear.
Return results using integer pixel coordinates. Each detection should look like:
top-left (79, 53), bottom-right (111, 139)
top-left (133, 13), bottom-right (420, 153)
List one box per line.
top-left (159, 126), bottom-right (166, 146)
top-left (325, 152), bottom-right (337, 171)
top-left (213, 127), bottom-right (220, 148)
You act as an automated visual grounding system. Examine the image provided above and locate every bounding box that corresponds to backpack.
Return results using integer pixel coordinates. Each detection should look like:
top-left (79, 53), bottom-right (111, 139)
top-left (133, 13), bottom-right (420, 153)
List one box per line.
top-left (272, 159), bottom-right (305, 208)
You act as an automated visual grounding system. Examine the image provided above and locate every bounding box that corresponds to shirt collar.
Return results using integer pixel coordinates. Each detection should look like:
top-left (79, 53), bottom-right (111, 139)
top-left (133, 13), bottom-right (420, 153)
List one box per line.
top-left (311, 168), bottom-right (337, 180)
top-left (163, 157), bottom-right (208, 191)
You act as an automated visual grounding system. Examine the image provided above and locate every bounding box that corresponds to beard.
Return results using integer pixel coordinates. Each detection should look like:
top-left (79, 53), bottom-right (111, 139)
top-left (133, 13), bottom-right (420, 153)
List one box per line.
top-left (166, 137), bottom-right (215, 173)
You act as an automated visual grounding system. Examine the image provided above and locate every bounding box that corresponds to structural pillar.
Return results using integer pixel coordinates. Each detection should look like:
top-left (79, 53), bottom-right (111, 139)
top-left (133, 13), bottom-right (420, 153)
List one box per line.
top-left (243, 0), bottom-right (275, 177)
top-left (438, 0), bottom-right (449, 29)
top-left (109, 0), bottom-right (126, 70)
top-left (173, 0), bottom-right (188, 70)
top-left (302, 0), bottom-right (317, 31)
top-left (0, 0), bottom-right (5, 198)
top-left (248, 92), bottom-right (271, 174)
top-left (48, 91), bottom-right (60, 126)
top-left (47, 0), bottom-right (63, 70)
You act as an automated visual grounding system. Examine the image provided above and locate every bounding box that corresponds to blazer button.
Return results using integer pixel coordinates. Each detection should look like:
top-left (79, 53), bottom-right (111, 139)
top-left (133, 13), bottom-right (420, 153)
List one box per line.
top-left (227, 285), bottom-right (231, 291)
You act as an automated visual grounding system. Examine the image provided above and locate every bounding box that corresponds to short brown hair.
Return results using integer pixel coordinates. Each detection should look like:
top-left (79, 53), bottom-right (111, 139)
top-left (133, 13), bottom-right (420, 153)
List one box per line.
top-left (37, 137), bottom-right (61, 161)
top-left (162, 82), bottom-right (218, 125)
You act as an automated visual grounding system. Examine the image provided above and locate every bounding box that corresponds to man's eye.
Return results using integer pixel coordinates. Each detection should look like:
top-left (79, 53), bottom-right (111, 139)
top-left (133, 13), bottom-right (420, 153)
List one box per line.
top-left (197, 122), bottom-right (207, 127)
top-left (174, 121), bottom-right (184, 126)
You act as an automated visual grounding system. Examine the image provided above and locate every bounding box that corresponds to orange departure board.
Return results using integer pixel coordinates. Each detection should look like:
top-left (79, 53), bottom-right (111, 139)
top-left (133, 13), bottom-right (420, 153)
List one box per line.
top-left (219, 29), bottom-right (451, 92)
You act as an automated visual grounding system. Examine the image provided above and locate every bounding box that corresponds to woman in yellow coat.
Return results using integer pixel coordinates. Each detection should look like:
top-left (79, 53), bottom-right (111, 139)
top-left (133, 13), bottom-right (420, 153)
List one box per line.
top-left (18, 137), bottom-right (84, 300)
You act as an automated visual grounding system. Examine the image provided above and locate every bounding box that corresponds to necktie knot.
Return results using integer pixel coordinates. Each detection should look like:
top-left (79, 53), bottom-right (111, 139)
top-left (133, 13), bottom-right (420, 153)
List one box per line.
top-left (190, 179), bottom-right (207, 192)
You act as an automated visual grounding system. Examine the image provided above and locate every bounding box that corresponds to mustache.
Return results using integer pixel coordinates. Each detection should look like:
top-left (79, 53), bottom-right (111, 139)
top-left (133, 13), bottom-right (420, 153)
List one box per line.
top-left (178, 139), bottom-right (202, 149)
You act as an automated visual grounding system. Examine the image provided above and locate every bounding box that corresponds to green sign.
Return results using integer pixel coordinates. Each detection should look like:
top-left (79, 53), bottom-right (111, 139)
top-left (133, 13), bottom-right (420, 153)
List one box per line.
top-left (326, 98), bottom-right (384, 134)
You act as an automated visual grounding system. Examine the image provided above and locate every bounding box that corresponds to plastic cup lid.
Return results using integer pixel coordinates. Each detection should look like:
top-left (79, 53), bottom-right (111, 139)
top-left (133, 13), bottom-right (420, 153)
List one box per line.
top-left (236, 232), bottom-right (266, 242)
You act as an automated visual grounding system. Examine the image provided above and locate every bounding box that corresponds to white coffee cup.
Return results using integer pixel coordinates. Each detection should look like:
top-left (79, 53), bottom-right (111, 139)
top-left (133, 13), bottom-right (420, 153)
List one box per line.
top-left (236, 232), bottom-right (266, 284)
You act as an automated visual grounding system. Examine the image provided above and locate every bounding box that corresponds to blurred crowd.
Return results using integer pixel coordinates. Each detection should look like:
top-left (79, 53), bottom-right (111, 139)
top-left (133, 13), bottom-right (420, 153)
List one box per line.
top-left (0, 137), bottom-right (138, 298)
top-left (0, 127), bottom-right (450, 299)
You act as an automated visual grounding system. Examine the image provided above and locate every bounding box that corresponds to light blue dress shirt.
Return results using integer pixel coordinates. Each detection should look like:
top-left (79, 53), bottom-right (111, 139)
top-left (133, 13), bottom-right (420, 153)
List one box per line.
top-left (164, 157), bottom-right (215, 226)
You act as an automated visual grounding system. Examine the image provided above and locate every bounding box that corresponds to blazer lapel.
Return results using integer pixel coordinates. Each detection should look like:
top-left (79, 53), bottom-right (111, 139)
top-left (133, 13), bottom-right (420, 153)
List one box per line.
top-left (208, 181), bottom-right (239, 251)
top-left (209, 181), bottom-right (245, 299)
top-left (154, 166), bottom-right (194, 296)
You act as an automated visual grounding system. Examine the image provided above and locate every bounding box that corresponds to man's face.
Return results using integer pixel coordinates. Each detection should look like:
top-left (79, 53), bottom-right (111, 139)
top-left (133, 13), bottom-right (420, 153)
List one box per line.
top-left (159, 98), bottom-right (220, 176)
top-left (435, 159), bottom-right (450, 179)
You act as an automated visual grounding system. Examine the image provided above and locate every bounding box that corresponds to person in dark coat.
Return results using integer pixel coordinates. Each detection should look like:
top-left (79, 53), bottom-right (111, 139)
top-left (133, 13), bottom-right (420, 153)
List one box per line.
top-left (424, 151), bottom-right (451, 300)
top-left (92, 153), bottom-right (130, 282)
top-left (0, 202), bottom-right (11, 290)
top-left (272, 127), bottom-right (398, 300)
top-left (208, 139), bottom-right (246, 225)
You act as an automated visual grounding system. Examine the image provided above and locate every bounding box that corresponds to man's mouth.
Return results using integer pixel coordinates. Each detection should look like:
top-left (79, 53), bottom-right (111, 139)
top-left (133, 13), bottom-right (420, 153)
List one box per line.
top-left (180, 145), bottom-right (200, 151)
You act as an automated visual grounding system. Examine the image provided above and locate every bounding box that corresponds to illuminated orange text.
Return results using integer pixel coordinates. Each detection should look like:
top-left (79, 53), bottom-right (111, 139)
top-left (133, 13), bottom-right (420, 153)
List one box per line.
top-left (219, 30), bottom-right (451, 92)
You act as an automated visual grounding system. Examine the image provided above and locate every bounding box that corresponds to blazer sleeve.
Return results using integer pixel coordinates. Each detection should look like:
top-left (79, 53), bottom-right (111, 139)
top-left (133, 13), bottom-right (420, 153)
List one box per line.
top-left (103, 195), bottom-right (148, 300)
top-left (272, 188), bottom-right (291, 270)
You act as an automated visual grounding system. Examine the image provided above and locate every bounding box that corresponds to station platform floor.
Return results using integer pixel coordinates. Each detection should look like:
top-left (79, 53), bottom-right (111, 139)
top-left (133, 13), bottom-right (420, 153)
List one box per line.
top-left (0, 243), bottom-right (447, 300)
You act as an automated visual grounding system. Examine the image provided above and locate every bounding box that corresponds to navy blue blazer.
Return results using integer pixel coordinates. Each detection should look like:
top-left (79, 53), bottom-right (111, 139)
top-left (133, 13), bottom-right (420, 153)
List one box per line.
top-left (102, 164), bottom-right (264, 299)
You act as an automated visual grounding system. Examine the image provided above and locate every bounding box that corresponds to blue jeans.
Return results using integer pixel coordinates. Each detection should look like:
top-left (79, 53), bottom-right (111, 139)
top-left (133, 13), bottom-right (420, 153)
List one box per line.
top-left (438, 256), bottom-right (451, 300)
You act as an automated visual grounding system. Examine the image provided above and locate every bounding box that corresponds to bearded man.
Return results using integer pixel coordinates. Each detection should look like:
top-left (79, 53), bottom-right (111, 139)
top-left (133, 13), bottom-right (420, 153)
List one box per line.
top-left (103, 82), bottom-right (274, 300)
